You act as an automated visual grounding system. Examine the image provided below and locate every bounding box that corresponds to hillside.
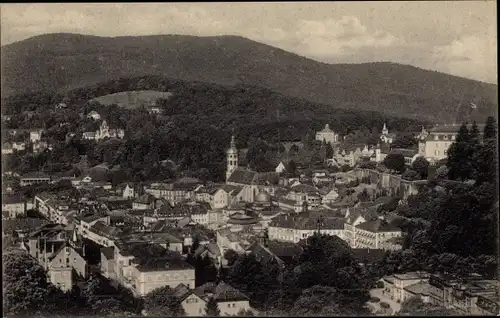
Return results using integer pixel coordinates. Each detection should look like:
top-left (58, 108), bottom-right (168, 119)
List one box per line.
top-left (90, 90), bottom-right (173, 108)
top-left (1, 33), bottom-right (497, 122)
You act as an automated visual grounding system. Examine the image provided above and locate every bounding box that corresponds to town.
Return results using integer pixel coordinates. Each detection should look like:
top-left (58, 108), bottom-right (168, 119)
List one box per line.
top-left (3, 97), bottom-right (499, 316)
top-left (1, 2), bottom-right (498, 317)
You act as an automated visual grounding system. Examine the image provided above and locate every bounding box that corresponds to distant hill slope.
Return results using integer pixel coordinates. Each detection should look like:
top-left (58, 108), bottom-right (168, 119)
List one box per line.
top-left (90, 90), bottom-right (173, 108)
top-left (1, 33), bottom-right (497, 122)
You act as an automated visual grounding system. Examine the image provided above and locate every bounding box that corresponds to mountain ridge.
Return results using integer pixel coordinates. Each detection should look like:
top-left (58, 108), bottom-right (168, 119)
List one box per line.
top-left (1, 33), bottom-right (497, 122)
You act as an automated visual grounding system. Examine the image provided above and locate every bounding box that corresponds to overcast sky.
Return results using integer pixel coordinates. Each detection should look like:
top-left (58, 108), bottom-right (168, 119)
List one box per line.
top-left (1, 2), bottom-right (497, 83)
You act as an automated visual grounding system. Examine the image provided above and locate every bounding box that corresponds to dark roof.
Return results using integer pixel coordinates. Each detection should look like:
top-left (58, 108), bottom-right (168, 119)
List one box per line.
top-left (355, 219), bottom-right (401, 233)
top-left (101, 246), bottom-right (115, 260)
top-left (430, 124), bottom-right (485, 133)
top-left (351, 248), bottom-right (387, 264)
top-left (134, 193), bottom-right (155, 205)
top-left (2, 218), bottom-right (49, 234)
top-left (170, 283), bottom-right (195, 302)
top-left (346, 206), bottom-right (380, 224)
top-left (389, 148), bottom-right (418, 158)
top-left (134, 254), bottom-right (194, 272)
top-left (290, 184), bottom-right (320, 194)
top-left (21, 171), bottom-right (50, 179)
top-left (90, 221), bottom-right (123, 239)
top-left (269, 214), bottom-right (345, 230)
top-left (194, 282), bottom-right (249, 302)
top-left (163, 202), bottom-right (210, 217)
top-left (2, 195), bottom-right (24, 205)
top-left (227, 167), bottom-right (258, 185)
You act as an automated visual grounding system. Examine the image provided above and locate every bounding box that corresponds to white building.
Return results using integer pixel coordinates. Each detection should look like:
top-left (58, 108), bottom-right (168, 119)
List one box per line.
top-left (316, 124), bottom-right (340, 144)
top-left (380, 123), bottom-right (396, 144)
top-left (275, 162), bottom-right (287, 174)
top-left (268, 214), bottom-right (345, 243)
top-left (87, 111), bottom-right (101, 120)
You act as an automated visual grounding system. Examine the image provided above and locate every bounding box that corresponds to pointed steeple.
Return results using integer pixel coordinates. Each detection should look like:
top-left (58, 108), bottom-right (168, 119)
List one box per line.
top-left (230, 135), bottom-right (236, 149)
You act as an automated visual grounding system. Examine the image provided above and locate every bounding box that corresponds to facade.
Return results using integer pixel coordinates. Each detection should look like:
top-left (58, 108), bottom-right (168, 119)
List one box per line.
top-left (87, 111), bottom-right (101, 120)
top-left (20, 172), bottom-right (51, 186)
top-left (194, 282), bottom-right (251, 316)
top-left (417, 124), bottom-right (484, 163)
top-left (113, 242), bottom-right (195, 297)
top-left (275, 162), bottom-right (287, 174)
top-left (226, 135), bottom-right (239, 181)
top-left (30, 129), bottom-right (43, 143)
top-left (382, 272), bottom-right (431, 303)
top-left (315, 124), bottom-right (340, 144)
top-left (2, 196), bottom-right (26, 218)
top-left (268, 214), bottom-right (345, 243)
top-left (83, 120), bottom-right (125, 141)
top-left (354, 218), bottom-right (402, 250)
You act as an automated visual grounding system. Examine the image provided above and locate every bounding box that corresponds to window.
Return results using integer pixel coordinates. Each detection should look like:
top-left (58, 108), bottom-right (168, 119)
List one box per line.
top-left (435, 150), bottom-right (439, 156)
top-left (444, 135), bottom-right (448, 140)
top-left (451, 135), bottom-right (456, 140)
top-left (444, 150), bottom-right (447, 155)
top-left (434, 135), bottom-right (439, 141)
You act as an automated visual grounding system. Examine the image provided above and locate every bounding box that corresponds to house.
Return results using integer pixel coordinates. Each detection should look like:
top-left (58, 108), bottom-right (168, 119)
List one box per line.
top-left (168, 283), bottom-right (207, 316)
top-left (20, 171), bottom-right (51, 186)
top-left (354, 218), bottom-right (403, 250)
top-left (382, 271), bottom-right (430, 303)
top-left (195, 184), bottom-right (242, 209)
top-left (2, 142), bottom-right (14, 154)
top-left (287, 184), bottom-right (322, 209)
top-left (29, 129), bottom-right (43, 143)
top-left (2, 195), bottom-right (27, 218)
top-left (247, 239), bottom-right (302, 268)
top-left (132, 193), bottom-right (156, 210)
top-left (343, 206), bottom-right (379, 247)
top-left (144, 182), bottom-right (198, 205)
top-left (87, 111), bottom-right (101, 120)
top-left (194, 282), bottom-right (251, 316)
top-left (193, 243), bottom-right (223, 267)
top-left (418, 124), bottom-right (485, 164)
top-left (101, 246), bottom-right (116, 279)
top-left (122, 184), bottom-right (136, 199)
top-left (147, 105), bottom-right (163, 114)
top-left (12, 141), bottom-right (26, 151)
top-left (321, 188), bottom-right (339, 204)
top-left (315, 124), bottom-right (340, 144)
top-left (113, 242), bottom-right (195, 296)
top-left (332, 144), bottom-right (366, 167)
top-left (25, 224), bottom-right (88, 290)
top-left (379, 123), bottom-right (396, 144)
top-left (268, 214), bottom-right (345, 243)
top-left (275, 161), bottom-right (287, 174)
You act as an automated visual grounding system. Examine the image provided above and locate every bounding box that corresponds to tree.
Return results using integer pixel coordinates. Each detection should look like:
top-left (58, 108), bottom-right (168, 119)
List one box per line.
top-left (483, 116), bottom-right (497, 139)
top-left (286, 159), bottom-right (297, 177)
top-left (447, 123), bottom-right (473, 181)
top-left (195, 255), bottom-right (218, 287)
top-left (398, 297), bottom-right (458, 316)
top-left (143, 286), bottom-right (185, 316)
top-left (401, 168), bottom-right (421, 181)
top-left (3, 248), bottom-right (58, 315)
top-left (191, 235), bottom-right (201, 254)
top-left (204, 297), bottom-right (221, 316)
top-left (383, 153), bottom-right (406, 173)
top-left (236, 309), bottom-right (254, 316)
top-left (223, 249), bottom-right (239, 267)
top-left (411, 157), bottom-right (429, 179)
top-left (325, 142), bottom-right (334, 159)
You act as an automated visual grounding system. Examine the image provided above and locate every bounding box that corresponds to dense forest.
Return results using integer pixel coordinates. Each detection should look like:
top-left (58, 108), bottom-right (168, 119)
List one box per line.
top-left (2, 75), bottom-right (427, 182)
top-left (2, 33), bottom-right (497, 122)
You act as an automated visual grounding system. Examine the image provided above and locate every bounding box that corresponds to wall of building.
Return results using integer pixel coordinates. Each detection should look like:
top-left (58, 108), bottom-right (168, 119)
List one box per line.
top-left (133, 268), bottom-right (195, 296)
top-left (182, 294), bottom-right (207, 316)
top-left (218, 300), bottom-right (251, 316)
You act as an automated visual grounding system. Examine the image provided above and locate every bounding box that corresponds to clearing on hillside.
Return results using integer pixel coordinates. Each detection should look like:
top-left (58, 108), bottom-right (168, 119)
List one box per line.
top-left (90, 90), bottom-right (173, 109)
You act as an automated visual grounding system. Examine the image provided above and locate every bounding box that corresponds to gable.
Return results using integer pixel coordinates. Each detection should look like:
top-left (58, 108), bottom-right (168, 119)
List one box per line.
top-left (182, 292), bottom-right (205, 305)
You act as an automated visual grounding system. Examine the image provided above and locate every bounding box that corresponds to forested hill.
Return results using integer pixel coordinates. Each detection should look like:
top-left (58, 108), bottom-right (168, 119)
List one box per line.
top-left (1, 33), bottom-right (497, 122)
top-left (2, 75), bottom-right (427, 181)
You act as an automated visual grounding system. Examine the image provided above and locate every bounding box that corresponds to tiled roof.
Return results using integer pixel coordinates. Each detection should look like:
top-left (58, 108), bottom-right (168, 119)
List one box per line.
top-left (170, 283), bottom-right (195, 303)
top-left (194, 282), bottom-right (249, 302)
top-left (134, 193), bottom-right (155, 205)
top-left (135, 254), bottom-right (193, 272)
top-left (346, 207), bottom-right (379, 224)
top-left (90, 221), bottom-right (123, 239)
top-left (269, 214), bottom-right (345, 230)
top-left (194, 243), bottom-right (221, 258)
top-left (355, 219), bottom-right (401, 233)
top-left (290, 184), bottom-right (319, 194)
top-left (430, 124), bottom-right (485, 133)
top-left (404, 281), bottom-right (431, 296)
top-left (100, 246), bottom-right (114, 260)
top-left (389, 148), bottom-right (418, 158)
top-left (227, 167), bottom-right (258, 185)
top-left (21, 171), bottom-right (50, 179)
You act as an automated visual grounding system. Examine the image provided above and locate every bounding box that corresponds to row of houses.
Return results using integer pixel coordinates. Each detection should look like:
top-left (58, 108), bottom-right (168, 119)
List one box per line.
top-left (382, 271), bottom-right (499, 316)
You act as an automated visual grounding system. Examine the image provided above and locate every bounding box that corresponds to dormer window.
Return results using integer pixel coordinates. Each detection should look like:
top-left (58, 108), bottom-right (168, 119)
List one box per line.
top-left (434, 135), bottom-right (439, 141)
top-left (444, 135), bottom-right (448, 140)
top-left (451, 135), bottom-right (456, 141)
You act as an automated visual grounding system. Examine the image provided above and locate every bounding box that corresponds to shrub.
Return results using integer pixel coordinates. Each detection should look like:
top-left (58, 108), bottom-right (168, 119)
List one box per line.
top-left (380, 302), bottom-right (390, 309)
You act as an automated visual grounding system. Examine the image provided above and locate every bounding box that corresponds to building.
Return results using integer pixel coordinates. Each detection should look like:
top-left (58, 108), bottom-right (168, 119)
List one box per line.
top-left (113, 242), bottom-right (195, 297)
top-left (83, 120), bottom-right (125, 141)
top-left (87, 110), bottom-right (101, 120)
top-left (316, 124), bottom-right (340, 144)
top-left (268, 214), bottom-right (345, 243)
top-left (194, 282), bottom-right (251, 316)
top-left (29, 129), bottom-right (43, 143)
top-left (321, 188), bottom-right (339, 204)
top-left (20, 172), bottom-right (51, 186)
top-left (331, 144), bottom-right (366, 167)
top-left (2, 195), bottom-right (27, 218)
top-left (417, 124), bottom-right (484, 163)
top-left (2, 142), bottom-right (14, 155)
top-left (24, 224), bottom-right (88, 291)
top-left (382, 271), bottom-right (431, 303)
top-left (167, 283), bottom-right (207, 316)
top-left (275, 161), bottom-right (287, 174)
top-left (132, 193), bottom-right (156, 210)
top-left (12, 141), bottom-right (26, 151)
top-left (354, 218), bottom-right (402, 250)
top-left (226, 135), bottom-right (239, 181)
top-left (380, 123), bottom-right (396, 144)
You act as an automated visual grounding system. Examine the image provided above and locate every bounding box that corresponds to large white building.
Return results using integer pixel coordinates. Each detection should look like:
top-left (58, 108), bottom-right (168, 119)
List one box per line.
top-left (417, 124), bottom-right (484, 163)
top-left (316, 124), bottom-right (340, 144)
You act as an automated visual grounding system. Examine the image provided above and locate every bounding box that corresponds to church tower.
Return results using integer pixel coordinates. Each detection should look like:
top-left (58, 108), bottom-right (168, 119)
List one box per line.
top-left (382, 122), bottom-right (389, 135)
top-left (226, 135), bottom-right (238, 181)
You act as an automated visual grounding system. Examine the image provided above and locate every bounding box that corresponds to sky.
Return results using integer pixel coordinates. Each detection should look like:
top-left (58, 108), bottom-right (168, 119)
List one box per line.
top-left (1, 2), bottom-right (497, 83)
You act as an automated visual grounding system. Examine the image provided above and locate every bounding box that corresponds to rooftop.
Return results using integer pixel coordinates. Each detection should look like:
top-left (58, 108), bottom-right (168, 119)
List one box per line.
top-left (355, 219), bottom-right (401, 233)
top-left (194, 281), bottom-right (249, 302)
top-left (394, 271), bottom-right (430, 280)
top-left (227, 167), bottom-right (258, 185)
top-left (403, 281), bottom-right (431, 296)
